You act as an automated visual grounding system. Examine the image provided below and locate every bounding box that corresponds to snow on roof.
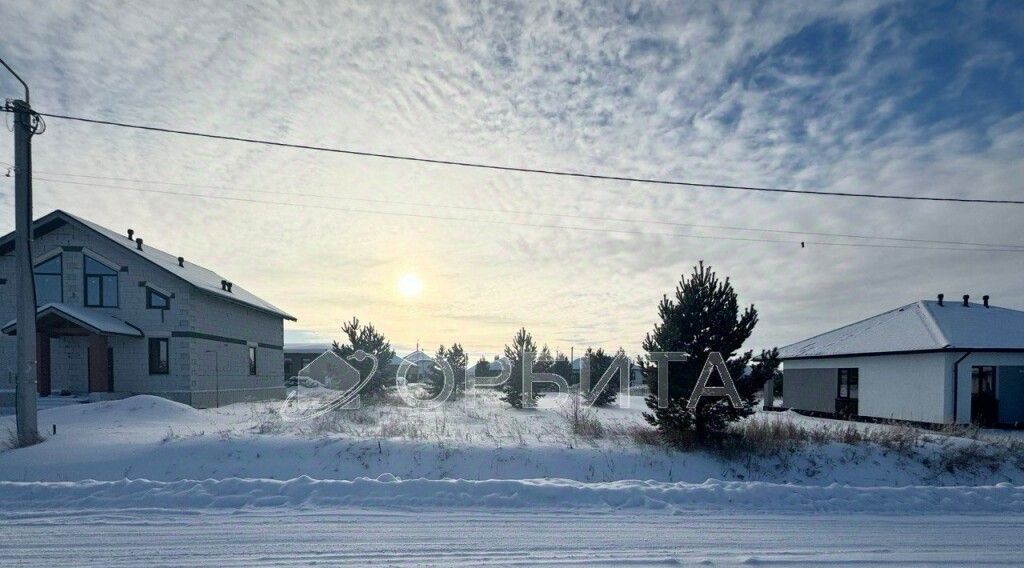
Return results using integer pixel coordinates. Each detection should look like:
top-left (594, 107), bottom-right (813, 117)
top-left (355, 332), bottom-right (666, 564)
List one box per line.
top-left (0, 210), bottom-right (295, 321)
top-left (779, 300), bottom-right (1024, 359)
top-left (2, 302), bottom-right (143, 337)
top-left (389, 350), bottom-right (433, 366)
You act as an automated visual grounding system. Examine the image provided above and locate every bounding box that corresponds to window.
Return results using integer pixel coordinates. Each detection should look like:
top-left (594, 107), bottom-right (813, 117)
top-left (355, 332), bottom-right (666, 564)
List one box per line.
top-left (84, 256), bottom-right (119, 307)
top-left (149, 338), bottom-right (169, 375)
top-left (33, 255), bottom-right (63, 305)
top-left (146, 288), bottom-right (170, 310)
top-left (248, 346), bottom-right (257, 375)
top-left (971, 366), bottom-right (996, 395)
top-left (838, 368), bottom-right (859, 399)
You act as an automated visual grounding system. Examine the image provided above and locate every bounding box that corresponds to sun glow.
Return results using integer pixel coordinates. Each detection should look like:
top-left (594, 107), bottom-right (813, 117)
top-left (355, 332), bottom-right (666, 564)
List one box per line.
top-left (396, 273), bottom-right (425, 298)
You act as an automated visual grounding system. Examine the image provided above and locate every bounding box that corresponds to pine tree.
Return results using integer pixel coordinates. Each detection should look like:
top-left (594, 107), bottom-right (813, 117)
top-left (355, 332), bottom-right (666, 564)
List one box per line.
top-left (501, 327), bottom-right (543, 408)
top-left (425, 343), bottom-right (468, 399)
top-left (332, 317), bottom-right (396, 400)
top-left (582, 347), bottom-right (621, 407)
top-left (550, 352), bottom-right (573, 386)
top-left (641, 262), bottom-right (763, 444)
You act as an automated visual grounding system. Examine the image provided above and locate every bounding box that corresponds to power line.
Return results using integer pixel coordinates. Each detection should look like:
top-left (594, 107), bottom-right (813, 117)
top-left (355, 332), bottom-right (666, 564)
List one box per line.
top-left (19, 166), bottom-right (1024, 251)
top-left (28, 175), bottom-right (1024, 253)
top-left (23, 110), bottom-right (1024, 206)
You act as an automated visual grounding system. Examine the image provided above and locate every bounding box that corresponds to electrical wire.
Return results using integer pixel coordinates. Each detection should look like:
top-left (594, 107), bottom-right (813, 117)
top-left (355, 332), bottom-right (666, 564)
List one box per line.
top-left (18, 166), bottom-right (1024, 251)
top-left (28, 175), bottom-right (1024, 253)
top-left (20, 110), bottom-right (1024, 205)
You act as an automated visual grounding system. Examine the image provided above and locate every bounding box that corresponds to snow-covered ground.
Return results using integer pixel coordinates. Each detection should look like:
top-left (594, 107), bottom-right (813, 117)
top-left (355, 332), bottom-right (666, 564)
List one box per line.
top-left (3, 390), bottom-right (1023, 566)
top-left (2, 389), bottom-right (1022, 485)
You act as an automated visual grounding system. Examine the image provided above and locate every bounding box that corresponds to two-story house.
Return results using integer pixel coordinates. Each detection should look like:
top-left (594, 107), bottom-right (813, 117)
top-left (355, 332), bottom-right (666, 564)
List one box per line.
top-left (0, 210), bottom-right (296, 408)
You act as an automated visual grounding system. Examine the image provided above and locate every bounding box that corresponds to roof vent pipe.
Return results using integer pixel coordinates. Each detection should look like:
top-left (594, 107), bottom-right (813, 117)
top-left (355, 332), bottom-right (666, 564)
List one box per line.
top-left (127, 229), bottom-right (134, 240)
top-left (983, 295), bottom-right (990, 308)
top-left (962, 294), bottom-right (970, 307)
top-left (937, 293), bottom-right (944, 306)
top-left (177, 256), bottom-right (184, 268)
top-left (136, 238), bottom-right (144, 251)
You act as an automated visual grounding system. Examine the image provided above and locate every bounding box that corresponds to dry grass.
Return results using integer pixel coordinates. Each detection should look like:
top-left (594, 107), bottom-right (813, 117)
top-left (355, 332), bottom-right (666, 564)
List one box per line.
top-left (719, 416), bottom-right (923, 458)
top-left (557, 393), bottom-right (606, 440)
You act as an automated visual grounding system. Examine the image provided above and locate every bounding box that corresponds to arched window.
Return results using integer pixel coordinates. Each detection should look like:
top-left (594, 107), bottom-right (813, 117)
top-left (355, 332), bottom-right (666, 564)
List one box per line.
top-left (84, 256), bottom-right (119, 307)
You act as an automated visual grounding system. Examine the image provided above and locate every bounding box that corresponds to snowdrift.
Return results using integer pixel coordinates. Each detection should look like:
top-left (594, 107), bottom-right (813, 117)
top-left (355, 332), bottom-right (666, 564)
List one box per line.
top-left (2, 476), bottom-right (1022, 514)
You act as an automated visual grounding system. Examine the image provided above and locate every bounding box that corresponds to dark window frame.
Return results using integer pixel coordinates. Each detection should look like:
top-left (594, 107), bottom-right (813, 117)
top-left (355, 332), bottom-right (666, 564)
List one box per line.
top-left (33, 254), bottom-right (63, 306)
top-left (837, 368), bottom-right (859, 400)
top-left (971, 366), bottom-right (996, 395)
top-left (146, 287), bottom-right (171, 310)
top-left (84, 255), bottom-right (120, 308)
top-left (248, 345), bottom-right (257, 376)
top-left (149, 338), bottom-right (169, 375)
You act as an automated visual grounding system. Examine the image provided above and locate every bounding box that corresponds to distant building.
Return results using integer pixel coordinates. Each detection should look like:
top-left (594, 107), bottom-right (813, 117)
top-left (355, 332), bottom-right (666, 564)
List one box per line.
top-left (0, 210), bottom-right (295, 408)
top-left (778, 296), bottom-right (1024, 426)
top-left (283, 343), bottom-right (334, 379)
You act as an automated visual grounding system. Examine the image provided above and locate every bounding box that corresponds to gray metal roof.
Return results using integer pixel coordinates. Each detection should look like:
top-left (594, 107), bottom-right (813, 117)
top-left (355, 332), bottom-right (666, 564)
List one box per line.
top-left (1, 210), bottom-right (296, 321)
top-left (779, 300), bottom-right (1024, 359)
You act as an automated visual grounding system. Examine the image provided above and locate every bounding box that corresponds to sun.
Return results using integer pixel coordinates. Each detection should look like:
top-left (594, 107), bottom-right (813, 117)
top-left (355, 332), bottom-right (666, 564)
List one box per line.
top-left (396, 273), bottom-right (424, 298)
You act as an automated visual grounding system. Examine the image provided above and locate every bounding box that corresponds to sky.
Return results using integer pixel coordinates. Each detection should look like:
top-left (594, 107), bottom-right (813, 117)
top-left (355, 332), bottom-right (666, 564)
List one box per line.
top-left (0, 0), bottom-right (1022, 359)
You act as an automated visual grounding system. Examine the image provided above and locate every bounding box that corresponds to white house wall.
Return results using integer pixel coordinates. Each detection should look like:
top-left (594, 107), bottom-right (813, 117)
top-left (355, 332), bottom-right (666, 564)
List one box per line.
top-left (784, 353), bottom-right (950, 424)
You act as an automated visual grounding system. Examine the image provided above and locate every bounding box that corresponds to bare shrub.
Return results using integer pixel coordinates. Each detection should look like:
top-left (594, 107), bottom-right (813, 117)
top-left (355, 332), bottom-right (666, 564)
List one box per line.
top-left (864, 422), bottom-right (920, 456)
top-left (558, 393), bottom-right (605, 440)
top-left (938, 441), bottom-right (1002, 474)
top-left (624, 424), bottom-right (663, 446)
top-left (253, 407), bottom-right (284, 434)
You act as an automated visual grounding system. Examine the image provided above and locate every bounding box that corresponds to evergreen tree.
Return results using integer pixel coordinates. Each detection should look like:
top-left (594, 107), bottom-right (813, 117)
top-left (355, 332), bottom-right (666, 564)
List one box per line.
top-left (582, 347), bottom-right (622, 407)
top-left (332, 317), bottom-right (396, 400)
top-left (473, 356), bottom-right (491, 379)
top-left (501, 327), bottom-right (543, 408)
top-left (425, 343), bottom-right (468, 399)
top-left (641, 262), bottom-right (763, 444)
top-left (550, 352), bottom-right (573, 386)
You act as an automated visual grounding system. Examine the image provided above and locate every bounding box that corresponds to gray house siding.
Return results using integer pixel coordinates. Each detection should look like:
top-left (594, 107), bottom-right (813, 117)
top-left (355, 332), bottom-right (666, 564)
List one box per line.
top-left (0, 214), bottom-right (287, 408)
top-left (997, 366), bottom-right (1024, 424)
top-left (782, 367), bottom-right (837, 413)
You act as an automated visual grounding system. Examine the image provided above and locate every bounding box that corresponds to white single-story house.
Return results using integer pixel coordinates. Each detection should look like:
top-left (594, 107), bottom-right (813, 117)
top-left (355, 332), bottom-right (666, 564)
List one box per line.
top-left (0, 210), bottom-right (296, 408)
top-left (778, 295), bottom-right (1024, 426)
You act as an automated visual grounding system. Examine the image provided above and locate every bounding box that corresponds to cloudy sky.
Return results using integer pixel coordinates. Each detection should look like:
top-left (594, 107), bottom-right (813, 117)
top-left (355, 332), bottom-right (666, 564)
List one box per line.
top-left (1, 1), bottom-right (1022, 358)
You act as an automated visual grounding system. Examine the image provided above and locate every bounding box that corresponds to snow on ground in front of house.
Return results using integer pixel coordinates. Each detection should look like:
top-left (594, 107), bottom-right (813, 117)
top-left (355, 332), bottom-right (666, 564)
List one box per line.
top-left (4, 390), bottom-right (1024, 566)
top-left (2, 389), bottom-right (1022, 488)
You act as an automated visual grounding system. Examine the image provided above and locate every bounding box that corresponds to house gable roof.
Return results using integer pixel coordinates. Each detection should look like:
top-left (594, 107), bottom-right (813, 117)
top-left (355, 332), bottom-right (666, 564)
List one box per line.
top-left (0, 210), bottom-right (296, 321)
top-left (779, 300), bottom-right (1024, 359)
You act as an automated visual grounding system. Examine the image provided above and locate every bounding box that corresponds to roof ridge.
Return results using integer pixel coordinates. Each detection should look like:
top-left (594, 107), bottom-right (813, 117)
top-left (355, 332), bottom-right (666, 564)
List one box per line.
top-left (916, 300), bottom-right (951, 348)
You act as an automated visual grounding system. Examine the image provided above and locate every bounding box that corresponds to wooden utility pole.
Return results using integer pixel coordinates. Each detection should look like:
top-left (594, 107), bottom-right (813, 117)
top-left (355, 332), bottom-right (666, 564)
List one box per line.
top-left (3, 57), bottom-right (39, 446)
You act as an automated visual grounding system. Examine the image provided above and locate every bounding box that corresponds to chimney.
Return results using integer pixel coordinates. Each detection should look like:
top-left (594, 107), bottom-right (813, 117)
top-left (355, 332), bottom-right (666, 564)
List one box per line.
top-left (983, 295), bottom-right (990, 308)
top-left (127, 228), bottom-right (134, 240)
top-left (220, 279), bottom-right (227, 290)
top-left (226, 282), bottom-right (233, 293)
top-left (937, 293), bottom-right (944, 306)
top-left (962, 294), bottom-right (970, 307)
top-left (177, 256), bottom-right (184, 268)
top-left (135, 238), bottom-right (144, 251)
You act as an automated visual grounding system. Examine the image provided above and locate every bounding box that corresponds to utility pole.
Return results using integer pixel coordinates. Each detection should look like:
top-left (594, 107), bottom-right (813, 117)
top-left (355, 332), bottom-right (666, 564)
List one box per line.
top-left (3, 57), bottom-right (39, 446)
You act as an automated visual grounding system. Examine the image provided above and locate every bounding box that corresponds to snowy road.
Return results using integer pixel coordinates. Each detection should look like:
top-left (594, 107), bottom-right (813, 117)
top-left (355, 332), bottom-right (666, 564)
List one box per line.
top-left (2, 508), bottom-right (1021, 566)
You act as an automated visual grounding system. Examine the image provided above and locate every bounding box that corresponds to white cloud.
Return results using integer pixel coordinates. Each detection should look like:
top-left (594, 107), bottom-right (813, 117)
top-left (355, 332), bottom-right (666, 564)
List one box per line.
top-left (0, 0), bottom-right (1020, 355)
